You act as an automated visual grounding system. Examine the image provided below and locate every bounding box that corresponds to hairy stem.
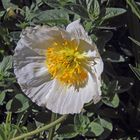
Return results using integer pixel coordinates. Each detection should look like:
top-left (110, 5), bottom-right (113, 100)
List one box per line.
top-left (11, 114), bottom-right (67, 140)
top-left (48, 113), bottom-right (57, 140)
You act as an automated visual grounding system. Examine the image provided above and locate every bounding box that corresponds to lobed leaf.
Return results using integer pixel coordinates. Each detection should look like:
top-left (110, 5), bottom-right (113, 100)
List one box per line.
top-left (87, 0), bottom-right (100, 20)
top-left (89, 121), bottom-right (104, 136)
top-left (103, 8), bottom-right (126, 20)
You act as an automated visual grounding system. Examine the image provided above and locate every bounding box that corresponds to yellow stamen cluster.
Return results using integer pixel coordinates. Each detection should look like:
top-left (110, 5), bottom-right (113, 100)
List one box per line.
top-left (46, 40), bottom-right (89, 87)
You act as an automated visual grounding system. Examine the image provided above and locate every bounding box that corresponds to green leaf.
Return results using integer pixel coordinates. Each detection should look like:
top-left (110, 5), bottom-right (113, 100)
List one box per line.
top-left (111, 94), bottom-right (120, 107)
top-left (103, 8), bottom-right (126, 20)
top-left (0, 56), bottom-right (13, 71)
top-left (0, 121), bottom-right (28, 139)
top-left (2, 0), bottom-right (11, 9)
top-left (1, 0), bottom-right (17, 9)
top-left (57, 124), bottom-right (78, 138)
top-left (102, 80), bottom-right (120, 108)
top-left (87, 0), bottom-right (100, 20)
top-left (15, 94), bottom-right (30, 113)
top-left (0, 11), bottom-right (5, 18)
top-left (22, 5), bottom-right (39, 23)
top-left (107, 80), bottom-right (118, 98)
top-left (0, 56), bottom-right (13, 79)
top-left (87, 118), bottom-right (113, 139)
top-left (99, 118), bottom-right (113, 131)
top-left (36, 9), bottom-right (69, 25)
top-left (126, 0), bottom-right (140, 20)
top-left (6, 99), bottom-right (13, 111)
top-left (89, 121), bottom-right (104, 136)
top-left (0, 92), bottom-right (6, 105)
top-left (6, 94), bottom-right (30, 112)
top-left (0, 125), bottom-right (6, 140)
top-left (103, 94), bottom-right (120, 108)
top-left (74, 114), bottom-right (90, 134)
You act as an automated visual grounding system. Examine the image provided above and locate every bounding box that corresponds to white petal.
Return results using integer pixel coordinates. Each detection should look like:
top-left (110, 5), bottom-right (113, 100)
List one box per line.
top-left (21, 26), bottom-right (71, 55)
top-left (93, 58), bottom-right (104, 78)
top-left (91, 57), bottom-right (103, 96)
top-left (78, 39), bottom-right (97, 56)
top-left (26, 80), bottom-right (54, 106)
top-left (97, 77), bottom-right (102, 96)
top-left (78, 39), bottom-right (103, 78)
top-left (44, 74), bottom-right (101, 114)
top-left (14, 38), bottom-right (53, 106)
top-left (66, 19), bottom-right (92, 44)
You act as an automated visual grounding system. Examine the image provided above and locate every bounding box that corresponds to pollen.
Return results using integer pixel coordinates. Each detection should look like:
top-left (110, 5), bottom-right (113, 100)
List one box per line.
top-left (45, 40), bottom-right (89, 87)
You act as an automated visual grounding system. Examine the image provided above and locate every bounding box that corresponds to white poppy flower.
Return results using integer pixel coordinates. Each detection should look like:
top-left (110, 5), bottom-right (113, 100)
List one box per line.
top-left (14, 20), bottom-right (103, 114)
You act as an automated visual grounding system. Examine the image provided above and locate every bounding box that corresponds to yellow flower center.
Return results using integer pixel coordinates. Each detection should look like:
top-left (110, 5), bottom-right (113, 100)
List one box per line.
top-left (45, 40), bottom-right (89, 87)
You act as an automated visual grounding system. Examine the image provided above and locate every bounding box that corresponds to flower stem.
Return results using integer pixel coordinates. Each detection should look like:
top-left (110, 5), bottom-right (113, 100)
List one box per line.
top-left (11, 114), bottom-right (67, 140)
top-left (48, 112), bottom-right (57, 140)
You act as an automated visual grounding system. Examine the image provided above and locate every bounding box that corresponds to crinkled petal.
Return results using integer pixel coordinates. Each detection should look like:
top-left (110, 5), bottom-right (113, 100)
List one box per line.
top-left (78, 39), bottom-right (103, 78)
top-left (78, 39), bottom-right (97, 57)
top-left (14, 38), bottom-right (53, 106)
top-left (78, 39), bottom-right (103, 97)
top-left (91, 58), bottom-right (103, 96)
top-left (93, 58), bottom-right (104, 78)
top-left (79, 39), bottom-right (95, 51)
top-left (44, 74), bottom-right (101, 114)
top-left (21, 26), bottom-right (72, 55)
top-left (66, 19), bottom-right (92, 44)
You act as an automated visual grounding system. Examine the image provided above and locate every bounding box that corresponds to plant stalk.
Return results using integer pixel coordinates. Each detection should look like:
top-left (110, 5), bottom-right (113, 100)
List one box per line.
top-left (48, 112), bottom-right (57, 140)
top-left (11, 114), bottom-right (67, 140)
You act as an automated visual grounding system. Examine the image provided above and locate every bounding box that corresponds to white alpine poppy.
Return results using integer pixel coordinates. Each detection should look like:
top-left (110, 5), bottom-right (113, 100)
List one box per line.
top-left (14, 20), bottom-right (103, 114)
